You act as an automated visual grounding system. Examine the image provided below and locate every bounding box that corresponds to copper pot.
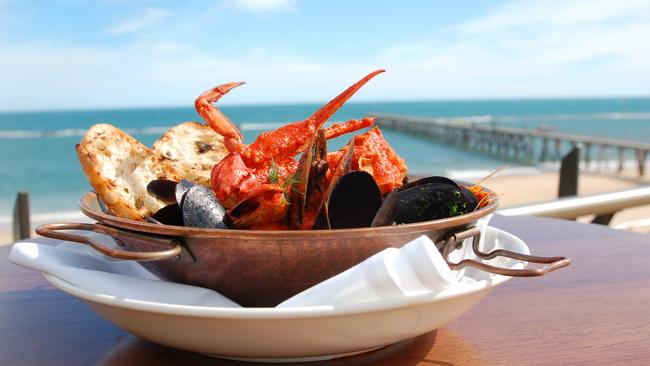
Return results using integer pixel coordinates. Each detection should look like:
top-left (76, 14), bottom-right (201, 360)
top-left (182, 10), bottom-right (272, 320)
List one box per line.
top-left (36, 191), bottom-right (569, 307)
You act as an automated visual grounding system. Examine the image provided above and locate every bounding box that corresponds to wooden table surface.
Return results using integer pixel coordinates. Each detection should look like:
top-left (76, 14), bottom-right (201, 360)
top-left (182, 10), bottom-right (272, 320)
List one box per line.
top-left (1, 215), bottom-right (649, 365)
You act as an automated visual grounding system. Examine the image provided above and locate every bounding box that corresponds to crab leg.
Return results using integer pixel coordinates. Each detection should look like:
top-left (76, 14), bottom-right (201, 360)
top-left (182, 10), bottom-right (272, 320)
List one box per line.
top-left (195, 81), bottom-right (246, 152)
top-left (323, 117), bottom-right (375, 140)
top-left (240, 70), bottom-right (385, 167)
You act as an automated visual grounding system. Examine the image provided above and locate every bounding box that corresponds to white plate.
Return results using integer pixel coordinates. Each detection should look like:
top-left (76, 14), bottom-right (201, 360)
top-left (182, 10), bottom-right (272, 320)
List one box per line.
top-left (43, 226), bottom-right (527, 363)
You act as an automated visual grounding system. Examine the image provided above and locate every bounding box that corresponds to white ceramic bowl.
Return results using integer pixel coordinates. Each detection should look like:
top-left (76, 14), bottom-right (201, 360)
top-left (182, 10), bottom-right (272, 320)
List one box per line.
top-left (42, 226), bottom-right (528, 363)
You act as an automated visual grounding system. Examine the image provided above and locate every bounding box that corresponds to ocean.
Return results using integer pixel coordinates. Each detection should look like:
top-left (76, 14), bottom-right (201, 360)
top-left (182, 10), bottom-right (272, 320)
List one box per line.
top-left (1, 98), bottom-right (650, 225)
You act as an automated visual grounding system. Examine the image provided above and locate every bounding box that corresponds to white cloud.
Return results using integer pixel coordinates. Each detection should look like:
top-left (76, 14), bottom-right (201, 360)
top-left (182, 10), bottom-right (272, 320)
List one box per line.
top-left (235, 0), bottom-right (296, 12)
top-left (459, 0), bottom-right (650, 35)
top-left (374, 0), bottom-right (650, 97)
top-left (0, 44), bottom-right (377, 111)
top-left (107, 7), bottom-right (170, 35)
top-left (1, 0), bottom-right (650, 112)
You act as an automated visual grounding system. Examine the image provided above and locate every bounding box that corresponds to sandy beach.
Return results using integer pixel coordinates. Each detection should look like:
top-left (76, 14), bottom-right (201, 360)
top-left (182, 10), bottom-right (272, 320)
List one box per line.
top-left (482, 168), bottom-right (650, 233)
top-left (1, 168), bottom-right (649, 246)
top-left (1, 231), bottom-right (12, 246)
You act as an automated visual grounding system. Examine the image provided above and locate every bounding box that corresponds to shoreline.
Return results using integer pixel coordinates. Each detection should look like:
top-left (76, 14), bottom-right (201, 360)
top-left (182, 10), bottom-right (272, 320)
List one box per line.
top-left (2, 168), bottom-right (649, 245)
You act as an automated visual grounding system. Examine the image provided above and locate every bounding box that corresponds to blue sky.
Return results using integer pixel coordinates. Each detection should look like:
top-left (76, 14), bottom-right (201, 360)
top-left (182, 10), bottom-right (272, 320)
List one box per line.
top-left (1, 0), bottom-right (649, 111)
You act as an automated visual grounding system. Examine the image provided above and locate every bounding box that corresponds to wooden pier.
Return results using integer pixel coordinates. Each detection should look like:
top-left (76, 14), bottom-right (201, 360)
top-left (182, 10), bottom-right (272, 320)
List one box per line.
top-left (375, 114), bottom-right (650, 177)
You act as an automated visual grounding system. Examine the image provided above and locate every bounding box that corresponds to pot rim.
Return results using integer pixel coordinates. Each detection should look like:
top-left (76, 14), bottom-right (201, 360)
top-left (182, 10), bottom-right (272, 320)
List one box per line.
top-left (79, 188), bottom-right (499, 239)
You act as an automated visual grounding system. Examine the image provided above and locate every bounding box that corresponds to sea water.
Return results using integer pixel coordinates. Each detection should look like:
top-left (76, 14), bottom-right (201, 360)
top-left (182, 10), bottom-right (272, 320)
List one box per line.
top-left (1, 98), bottom-right (650, 223)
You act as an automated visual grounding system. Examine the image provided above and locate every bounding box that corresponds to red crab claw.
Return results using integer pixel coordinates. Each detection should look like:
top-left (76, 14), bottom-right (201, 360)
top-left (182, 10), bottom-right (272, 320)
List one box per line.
top-left (240, 69), bottom-right (385, 168)
top-left (195, 81), bottom-right (246, 152)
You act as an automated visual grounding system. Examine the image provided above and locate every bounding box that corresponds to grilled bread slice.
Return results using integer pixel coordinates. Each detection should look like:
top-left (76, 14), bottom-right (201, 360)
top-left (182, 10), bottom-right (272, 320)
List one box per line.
top-left (76, 124), bottom-right (183, 221)
top-left (152, 121), bottom-right (229, 187)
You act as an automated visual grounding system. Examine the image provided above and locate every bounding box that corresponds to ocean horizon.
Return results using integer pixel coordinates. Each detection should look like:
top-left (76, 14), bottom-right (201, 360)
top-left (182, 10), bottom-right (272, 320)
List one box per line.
top-left (2, 97), bottom-right (650, 225)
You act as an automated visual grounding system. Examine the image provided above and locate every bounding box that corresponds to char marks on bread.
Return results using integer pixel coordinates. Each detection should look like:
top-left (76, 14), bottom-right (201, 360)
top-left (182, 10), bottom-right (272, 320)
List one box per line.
top-left (153, 121), bottom-right (229, 187)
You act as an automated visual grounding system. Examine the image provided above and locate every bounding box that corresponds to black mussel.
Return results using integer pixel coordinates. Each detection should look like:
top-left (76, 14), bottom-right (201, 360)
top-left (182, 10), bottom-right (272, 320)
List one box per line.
top-left (147, 178), bottom-right (229, 228)
top-left (146, 179), bottom-right (178, 204)
top-left (371, 176), bottom-right (479, 226)
top-left (148, 203), bottom-right (184, 226)
top-left (370, 189), bottom-right (400, 227)
top-left (181, 185), bottom-right (229, 229)
top-left (312, 143), bottom-right (355, 229)
top-left (399, 176), bottom-right (458, 191)
top-left (175, 179), bottom-right (194, 206)
top-left (392, 182), bottom-right (477, 224)
top-left (327, 170), bottom-right (383, 229)
top-left (288, 129), bottom-right (329, 229)
top-left (460, 185), bottom-right (479, 210)
top-left (404, 176), bottom-right (479, 210)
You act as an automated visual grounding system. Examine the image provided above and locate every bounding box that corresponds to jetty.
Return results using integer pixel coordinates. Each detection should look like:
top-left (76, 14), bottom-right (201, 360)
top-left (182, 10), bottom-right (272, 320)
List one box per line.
top-left (375, 113), bottom-right (650, 177)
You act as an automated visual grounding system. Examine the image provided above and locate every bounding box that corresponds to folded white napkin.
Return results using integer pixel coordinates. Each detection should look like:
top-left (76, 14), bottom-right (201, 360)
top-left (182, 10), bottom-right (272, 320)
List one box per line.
top-left (278, 235), bottom-right (460, 307)
top-left (279, 214), bottom-right (492, 307)
top-left (10, 215), bottom-right (498, 309)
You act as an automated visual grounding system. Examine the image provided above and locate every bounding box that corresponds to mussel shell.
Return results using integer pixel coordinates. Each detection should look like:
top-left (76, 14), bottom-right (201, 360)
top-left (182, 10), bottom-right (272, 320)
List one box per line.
top-left (392, 182), bottom-right (476, 224)
top-left (371, 176), bottom-right (479, 227)
top-left (399, 176), bottom-right (459, 191)
top-left (146, 179), bottom-right (178, 205)
top-left (327, 170), bottom-right (382, 229)
top-left (148, 203), bottom-right (184, 226)
top-left (460, 186), bottom-right (479, 210)
top-left (176, 179), bottom-right (195, 206)
top-left (370, 189), bottom-right (400, 227)
top-left (288, 130), bottom-right (328, 230)
top-left (406, 176), bottom-right (479, 209)
top-left (312, 143), bottom-right (355, 229)
top-left (181, 185), bottom-right (229, 229)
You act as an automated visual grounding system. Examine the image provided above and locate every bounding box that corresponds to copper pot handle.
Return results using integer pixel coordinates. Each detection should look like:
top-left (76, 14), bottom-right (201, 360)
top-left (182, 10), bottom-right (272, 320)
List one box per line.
top-left (440, 226), bottom-right (571, 277)
top-left (35, 223), bottom-right (183, 261)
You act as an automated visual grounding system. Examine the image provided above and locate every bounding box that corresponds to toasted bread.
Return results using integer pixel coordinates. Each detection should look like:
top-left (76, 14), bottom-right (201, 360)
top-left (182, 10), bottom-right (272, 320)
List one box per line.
top-left (76, 124), bottom-right (183, 220)
top-left (152, 121), bottom-right (229, 187)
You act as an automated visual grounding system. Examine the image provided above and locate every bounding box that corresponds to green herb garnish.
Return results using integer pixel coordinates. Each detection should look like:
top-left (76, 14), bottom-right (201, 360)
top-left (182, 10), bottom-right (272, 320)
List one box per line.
top-left (269, 159), bottom-right (280, 185)
top-left (268, 160), bottom-right (302, 204)
top-left (449, 203), bottom-right (459, 216)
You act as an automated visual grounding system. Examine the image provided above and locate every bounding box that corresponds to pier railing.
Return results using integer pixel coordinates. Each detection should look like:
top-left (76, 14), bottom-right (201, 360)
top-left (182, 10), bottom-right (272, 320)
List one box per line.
top-left (498, 186), bottom-right (650, 226)
top-left (375, 113), bottom-right (650, 177)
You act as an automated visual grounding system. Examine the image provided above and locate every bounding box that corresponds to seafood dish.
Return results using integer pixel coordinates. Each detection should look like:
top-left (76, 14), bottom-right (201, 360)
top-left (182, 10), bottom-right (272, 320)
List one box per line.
top-left (76, 70), bottom-right (494, 231)
top-left (35, 70), bottom-right (571, 308)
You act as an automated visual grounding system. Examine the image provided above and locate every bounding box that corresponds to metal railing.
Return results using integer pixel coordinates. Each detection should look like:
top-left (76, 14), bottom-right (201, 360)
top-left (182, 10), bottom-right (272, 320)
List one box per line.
top-left (498, 186), bottom-right (650, 222)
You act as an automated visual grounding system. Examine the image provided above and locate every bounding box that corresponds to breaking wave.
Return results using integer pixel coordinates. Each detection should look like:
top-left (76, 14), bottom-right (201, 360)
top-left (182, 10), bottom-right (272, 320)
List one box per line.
top-left (1, 112), bottom-right (650, 139)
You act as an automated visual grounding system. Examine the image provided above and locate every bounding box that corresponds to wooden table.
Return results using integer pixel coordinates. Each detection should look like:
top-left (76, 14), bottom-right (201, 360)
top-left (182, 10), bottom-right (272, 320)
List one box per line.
top-left (1, 215), bottom-right (649, 365)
